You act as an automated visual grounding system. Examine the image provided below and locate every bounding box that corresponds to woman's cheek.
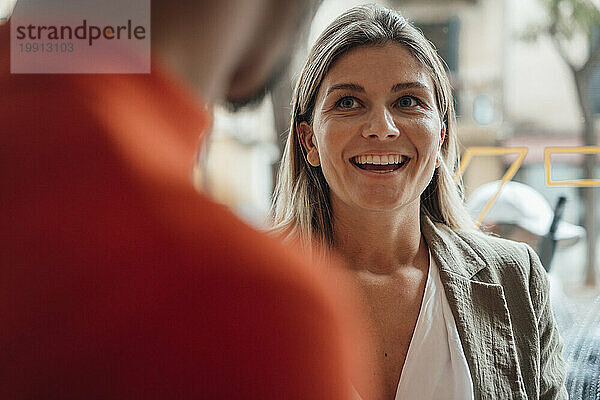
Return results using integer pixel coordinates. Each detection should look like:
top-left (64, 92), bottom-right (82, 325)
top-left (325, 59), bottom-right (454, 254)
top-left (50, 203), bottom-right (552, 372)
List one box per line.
top-left (413, 118), bottom-right (441, 145)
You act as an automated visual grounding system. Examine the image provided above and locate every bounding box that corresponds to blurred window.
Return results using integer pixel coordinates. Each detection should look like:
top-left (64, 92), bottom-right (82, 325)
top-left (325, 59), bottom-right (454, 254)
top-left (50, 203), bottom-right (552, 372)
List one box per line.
top-left (415, 17), bottom-right (459, 72)
top-left (415, 17), bottom-right (461, 115)
top-left (590, 26), bottom-right (600, 115)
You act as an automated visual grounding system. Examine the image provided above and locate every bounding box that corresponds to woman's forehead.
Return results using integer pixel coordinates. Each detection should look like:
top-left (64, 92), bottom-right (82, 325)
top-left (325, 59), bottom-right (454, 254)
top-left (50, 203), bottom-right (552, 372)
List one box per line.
top-left (319, 43), bottom-right (433, 94)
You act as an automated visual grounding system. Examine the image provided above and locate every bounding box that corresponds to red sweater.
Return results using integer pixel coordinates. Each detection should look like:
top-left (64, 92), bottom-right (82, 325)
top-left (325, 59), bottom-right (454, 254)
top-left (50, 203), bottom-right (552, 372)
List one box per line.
top-left (0, 26), bottom-right (358, 399)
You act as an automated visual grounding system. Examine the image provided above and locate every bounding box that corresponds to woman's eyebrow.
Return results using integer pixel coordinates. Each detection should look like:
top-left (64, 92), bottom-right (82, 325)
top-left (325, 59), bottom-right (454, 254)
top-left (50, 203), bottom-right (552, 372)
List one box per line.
top-left (391, 81), bottom-right (429, 92)
top-left (325, 82), bottom-right (430, 97)
top-left (325, 83), bottom-right (364, 96)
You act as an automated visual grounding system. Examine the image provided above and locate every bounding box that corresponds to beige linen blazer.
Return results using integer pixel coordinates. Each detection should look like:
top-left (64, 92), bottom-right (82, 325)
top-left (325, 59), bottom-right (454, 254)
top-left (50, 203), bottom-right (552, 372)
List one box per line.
top-left (421, 215), bottom-right (568, 399)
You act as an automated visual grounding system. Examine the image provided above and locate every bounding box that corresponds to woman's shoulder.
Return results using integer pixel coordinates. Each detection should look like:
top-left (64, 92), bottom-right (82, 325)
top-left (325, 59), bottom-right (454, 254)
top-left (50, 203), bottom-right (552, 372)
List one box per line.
top-left (423, 216), bottom-right (548, 291)
top-left (431, 221), bottom-right (532, 266)
top-left (433, 222), bottom-right (551, 320)
top-left (433, 222), bottom-right (545, 289)
top-left (454, 226), bottom-right (532, 264)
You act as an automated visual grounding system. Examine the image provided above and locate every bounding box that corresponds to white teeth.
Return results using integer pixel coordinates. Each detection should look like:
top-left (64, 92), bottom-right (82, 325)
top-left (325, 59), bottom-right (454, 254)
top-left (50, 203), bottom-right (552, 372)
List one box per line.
top-left (353, 154), bottom-right (408, 165)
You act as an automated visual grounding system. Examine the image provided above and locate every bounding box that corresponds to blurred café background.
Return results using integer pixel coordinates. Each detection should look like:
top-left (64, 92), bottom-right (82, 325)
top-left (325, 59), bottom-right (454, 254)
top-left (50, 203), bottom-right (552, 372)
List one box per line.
top-left (197, 0), bottom-right (600, 397)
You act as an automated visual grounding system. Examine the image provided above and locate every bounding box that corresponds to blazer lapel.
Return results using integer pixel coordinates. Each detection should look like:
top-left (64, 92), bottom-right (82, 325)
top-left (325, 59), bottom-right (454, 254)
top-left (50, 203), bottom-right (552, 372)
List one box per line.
top-left (421, 216), bottom-right (528, 400)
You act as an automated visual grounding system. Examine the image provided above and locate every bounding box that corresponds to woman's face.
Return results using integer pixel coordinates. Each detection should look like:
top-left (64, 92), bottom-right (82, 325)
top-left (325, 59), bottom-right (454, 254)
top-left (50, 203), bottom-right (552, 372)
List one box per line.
top-left (300, 42), bottom-right (445, 213)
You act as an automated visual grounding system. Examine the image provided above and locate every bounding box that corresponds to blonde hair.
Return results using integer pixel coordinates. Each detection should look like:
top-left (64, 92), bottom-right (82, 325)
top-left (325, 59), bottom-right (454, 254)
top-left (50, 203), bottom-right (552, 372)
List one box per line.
top-left (272, 4), bottom-right (475, 250)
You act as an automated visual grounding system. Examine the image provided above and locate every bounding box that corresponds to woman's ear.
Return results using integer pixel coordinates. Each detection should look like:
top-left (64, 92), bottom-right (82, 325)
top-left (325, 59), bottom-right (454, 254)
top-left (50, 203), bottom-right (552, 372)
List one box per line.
top-left (299, 121), bottom-right (321, 167)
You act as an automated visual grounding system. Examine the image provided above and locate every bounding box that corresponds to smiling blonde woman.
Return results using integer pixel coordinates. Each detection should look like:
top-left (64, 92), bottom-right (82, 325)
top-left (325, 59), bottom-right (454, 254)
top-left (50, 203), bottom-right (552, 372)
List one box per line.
top-left (272, 4), bottom-right (567, 400)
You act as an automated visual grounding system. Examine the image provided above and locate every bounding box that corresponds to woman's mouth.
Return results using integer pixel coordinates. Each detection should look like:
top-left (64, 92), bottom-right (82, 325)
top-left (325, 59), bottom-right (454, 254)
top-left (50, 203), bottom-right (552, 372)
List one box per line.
top-left (350, 154), bottom-right (411, 174)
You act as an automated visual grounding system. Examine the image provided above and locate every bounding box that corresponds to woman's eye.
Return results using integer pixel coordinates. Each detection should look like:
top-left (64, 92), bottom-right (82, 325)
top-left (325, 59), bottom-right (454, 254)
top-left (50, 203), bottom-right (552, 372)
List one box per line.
top-left (337, 97), bottom-right (358, 109)
top-left (397, 96), bottom-right (418, 107)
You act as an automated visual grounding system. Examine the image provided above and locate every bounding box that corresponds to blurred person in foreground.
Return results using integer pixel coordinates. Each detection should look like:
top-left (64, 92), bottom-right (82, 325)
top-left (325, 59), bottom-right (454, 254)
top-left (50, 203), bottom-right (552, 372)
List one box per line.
top-left (0, 1), bottom-right (374, 399)
top-left (272, 4), bottom-right (567, 399)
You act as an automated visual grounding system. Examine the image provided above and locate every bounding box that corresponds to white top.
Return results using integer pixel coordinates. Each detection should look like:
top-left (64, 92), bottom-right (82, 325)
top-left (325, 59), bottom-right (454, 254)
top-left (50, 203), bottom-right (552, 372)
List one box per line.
top-left (394, 251), bottom-right (475, 400)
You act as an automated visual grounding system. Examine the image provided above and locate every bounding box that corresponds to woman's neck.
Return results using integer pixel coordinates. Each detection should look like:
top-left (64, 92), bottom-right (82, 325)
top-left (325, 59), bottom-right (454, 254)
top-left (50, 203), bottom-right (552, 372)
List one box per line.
top-left (332, 197), bottom-right (426, 275)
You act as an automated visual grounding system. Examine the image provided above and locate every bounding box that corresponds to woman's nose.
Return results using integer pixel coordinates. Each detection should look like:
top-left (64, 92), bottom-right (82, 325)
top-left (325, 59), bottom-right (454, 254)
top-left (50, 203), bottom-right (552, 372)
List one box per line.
top-left (361, 107), bottom-right (400, 140)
